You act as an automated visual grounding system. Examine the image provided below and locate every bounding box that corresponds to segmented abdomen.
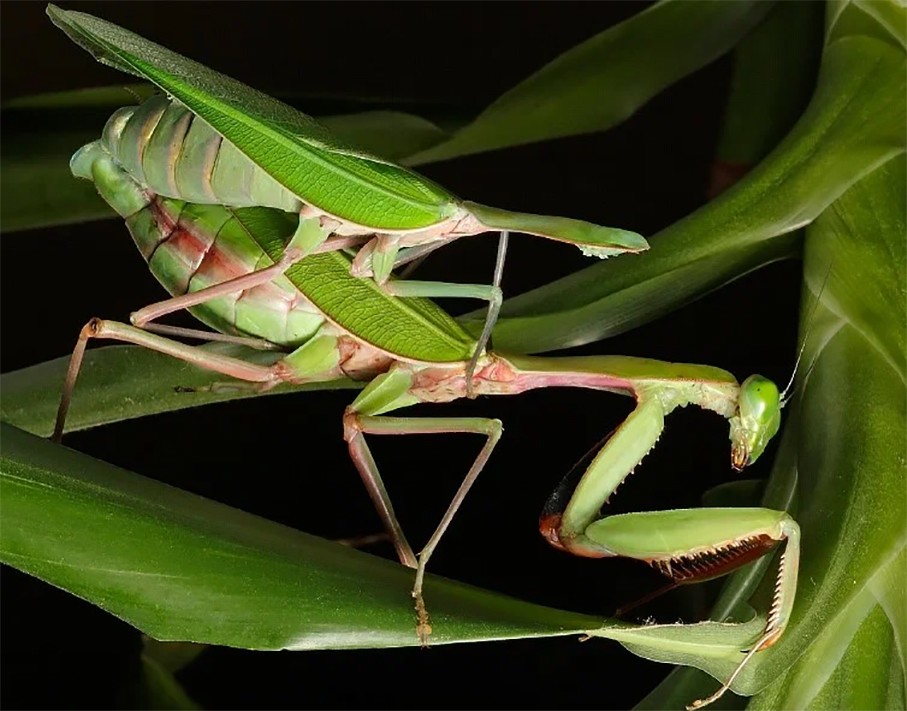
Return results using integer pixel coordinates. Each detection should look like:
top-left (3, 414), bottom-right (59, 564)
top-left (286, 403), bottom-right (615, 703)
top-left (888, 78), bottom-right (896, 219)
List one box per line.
top-left (133, 198), bottom-right (324, 347)
top-left (102, 94), bottom-right (302, 213)
top-left (72, 131), bottom-right (323, 348)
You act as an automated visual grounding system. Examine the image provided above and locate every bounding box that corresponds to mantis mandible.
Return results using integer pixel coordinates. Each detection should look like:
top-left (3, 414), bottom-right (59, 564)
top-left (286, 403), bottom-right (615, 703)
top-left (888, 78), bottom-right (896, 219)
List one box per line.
top-left (54, 121), bottom-right (799, 709)
top-left (46, 5), bottom-right (648, 395)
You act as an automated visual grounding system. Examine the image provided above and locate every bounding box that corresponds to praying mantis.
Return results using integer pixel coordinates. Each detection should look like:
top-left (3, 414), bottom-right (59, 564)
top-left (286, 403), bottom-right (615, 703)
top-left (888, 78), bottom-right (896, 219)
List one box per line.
top-left (45, 5), bottom-right (647, 394)
top-left (55, 107), bottom-right (799, 711)
top-left (46, 6), bottom-right (801, 709)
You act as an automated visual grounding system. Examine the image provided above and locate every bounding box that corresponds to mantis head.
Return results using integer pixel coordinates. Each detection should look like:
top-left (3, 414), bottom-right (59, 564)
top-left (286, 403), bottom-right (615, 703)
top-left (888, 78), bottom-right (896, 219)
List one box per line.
top-left (729, 375), bottom-right (781, 471)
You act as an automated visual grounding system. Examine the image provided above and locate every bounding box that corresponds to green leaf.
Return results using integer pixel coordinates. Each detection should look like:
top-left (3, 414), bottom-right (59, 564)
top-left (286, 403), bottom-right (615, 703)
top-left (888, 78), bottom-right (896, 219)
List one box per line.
top-left (0, 422), bottom-right (600, 648)
top-left (404, 0), bottom-right (774, 165)
top-left (1, 421), bottom-right (776, 672)
top-left (0, 345), bottom-right (359, 438)
top-left (45, 4), bottom-right (458, 231)
top-left (733, 153), bottom-right (907, 704)
top-left (687, 157), bottom-right (904, 707)
top-left (472, 33), bottom-right (905, 353)
top-left (709, 1), bottom-right (823, 193)
top-left (636, 138), bottom-right (906, 711)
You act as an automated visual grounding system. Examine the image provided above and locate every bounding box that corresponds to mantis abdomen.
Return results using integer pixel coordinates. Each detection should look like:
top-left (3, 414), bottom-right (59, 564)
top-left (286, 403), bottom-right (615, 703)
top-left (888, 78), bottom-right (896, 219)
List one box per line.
top-left (97, 94), bottom-right (303, 214)
top-left (72, 138), bottom-right (324, 348)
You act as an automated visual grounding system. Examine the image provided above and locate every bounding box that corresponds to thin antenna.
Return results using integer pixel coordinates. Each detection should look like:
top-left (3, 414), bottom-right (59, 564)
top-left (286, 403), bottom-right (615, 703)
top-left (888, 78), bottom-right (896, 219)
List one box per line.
top-left (780, 261), bottom-right (833, 406)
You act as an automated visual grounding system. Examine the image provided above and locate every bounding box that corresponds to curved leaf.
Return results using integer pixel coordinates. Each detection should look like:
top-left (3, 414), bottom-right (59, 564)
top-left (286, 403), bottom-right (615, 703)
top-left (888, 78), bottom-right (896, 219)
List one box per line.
top-left (473, 34), bottom-right (905, 353)
top-left (1, 421), bottom-right (776, 681)
top-left (46, 4), bottom-right (459, 231)
top-left (404, 1), bottom-right (773, 165)
top-left (654, 154), bottom-right (906, 706)
top-left (731, 155), bottom-right (907, 703)
top-left (0, 345), bottom-right (358, 438)
top-left (0, 423), bottom-right (600, 648)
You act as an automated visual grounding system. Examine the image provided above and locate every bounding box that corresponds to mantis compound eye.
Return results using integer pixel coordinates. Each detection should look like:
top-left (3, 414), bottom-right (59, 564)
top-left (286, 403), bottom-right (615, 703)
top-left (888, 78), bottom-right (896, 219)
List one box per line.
top-left (731, 375), bottom-right (781, 470)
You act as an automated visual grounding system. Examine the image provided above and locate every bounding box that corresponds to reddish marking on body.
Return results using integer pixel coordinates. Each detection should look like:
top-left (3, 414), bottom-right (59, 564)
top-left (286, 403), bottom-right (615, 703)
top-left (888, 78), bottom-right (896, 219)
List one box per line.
top-left (539, 513), bottom-right (566, 551)
top-left (338, 337), bottom-right (394, 380)
top-left (164, 227), bottom-right (212, 272)
top-left (476, 357), bottom-right (517, 383)
top-left (538, 513), bottom-right (609, 559)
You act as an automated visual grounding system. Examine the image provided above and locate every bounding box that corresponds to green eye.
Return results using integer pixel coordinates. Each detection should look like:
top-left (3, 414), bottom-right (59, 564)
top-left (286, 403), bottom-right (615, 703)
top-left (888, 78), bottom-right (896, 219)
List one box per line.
top-left (737, 375), bottom-right (782, 466)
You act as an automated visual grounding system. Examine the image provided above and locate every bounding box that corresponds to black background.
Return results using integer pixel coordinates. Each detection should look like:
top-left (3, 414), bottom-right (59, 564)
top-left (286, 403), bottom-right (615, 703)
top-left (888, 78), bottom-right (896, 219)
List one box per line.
top-left (1, 2), bottom-right (801, 709)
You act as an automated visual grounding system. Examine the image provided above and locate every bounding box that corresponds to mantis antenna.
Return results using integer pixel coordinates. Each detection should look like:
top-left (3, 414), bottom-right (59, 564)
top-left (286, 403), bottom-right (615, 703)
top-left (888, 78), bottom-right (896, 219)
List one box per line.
top-left (779, 261), bottom-right (834, 407)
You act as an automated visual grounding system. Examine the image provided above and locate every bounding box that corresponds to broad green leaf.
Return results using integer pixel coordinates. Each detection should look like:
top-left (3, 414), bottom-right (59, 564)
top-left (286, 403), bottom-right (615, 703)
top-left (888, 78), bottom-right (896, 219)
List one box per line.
top-left (1, 421), bottom-right (777, 676)
top-left (663, 156), bottom-right (906, 706)
top-left (45, 4), bottom-right (458, 231)
top-left (732, 153), bottom-right (907, 702)
top-left (470, 33), bottom-right (904, 353)
top-left (0, 423), bottom-right (600, 647)
top-left (404, 0), bottom-right (773, 165)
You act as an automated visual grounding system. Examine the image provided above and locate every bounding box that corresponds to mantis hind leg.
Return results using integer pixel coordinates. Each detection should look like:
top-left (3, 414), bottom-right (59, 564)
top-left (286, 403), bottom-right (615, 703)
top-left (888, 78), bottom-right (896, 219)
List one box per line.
top-left (51, 320), bottom-right (341, 441)
top-left (343, 369), bottom-right (503, 643)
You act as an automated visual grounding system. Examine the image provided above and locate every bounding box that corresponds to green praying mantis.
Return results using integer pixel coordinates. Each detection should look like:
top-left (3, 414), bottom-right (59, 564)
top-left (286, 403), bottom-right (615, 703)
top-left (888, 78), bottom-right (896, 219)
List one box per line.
top-left (47, 6), bottom-right (801, 709)
top-left (45, 5), bottom-right (646, 395)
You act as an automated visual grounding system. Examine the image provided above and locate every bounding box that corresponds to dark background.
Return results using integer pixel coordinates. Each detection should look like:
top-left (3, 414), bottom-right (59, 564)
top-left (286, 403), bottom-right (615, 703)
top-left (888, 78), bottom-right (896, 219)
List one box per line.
top-left (1, 2), bottom-right (801, 709)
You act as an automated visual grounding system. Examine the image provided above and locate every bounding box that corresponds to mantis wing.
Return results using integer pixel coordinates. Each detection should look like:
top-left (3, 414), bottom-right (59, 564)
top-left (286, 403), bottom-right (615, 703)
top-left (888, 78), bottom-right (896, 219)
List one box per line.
top-left (46, 5), bottom-right (647, 254)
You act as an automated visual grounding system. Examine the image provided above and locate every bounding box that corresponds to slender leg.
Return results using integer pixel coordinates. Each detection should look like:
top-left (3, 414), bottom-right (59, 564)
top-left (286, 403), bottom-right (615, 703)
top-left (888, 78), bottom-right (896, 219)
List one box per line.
top-left (384, 232), bottom-right (507, 399)
top-left (54, 220), bottom-right (336, 440)
top-left (344, 408), bottom-right (503, 643)
top-left (52, 319), bottom-right (340, 441)
top-left (687, 516), bottom-right (800, 710)
top-left (350, 232), bottom-right (509, 398)
top-left (141, 323), bottom-right (282, 350)
top-left (540, 398), bottom-right (666, 554)
top-left (130, 246), bottom-right (306, 327)
top-left (468, 230), bottom-right (508, 397)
